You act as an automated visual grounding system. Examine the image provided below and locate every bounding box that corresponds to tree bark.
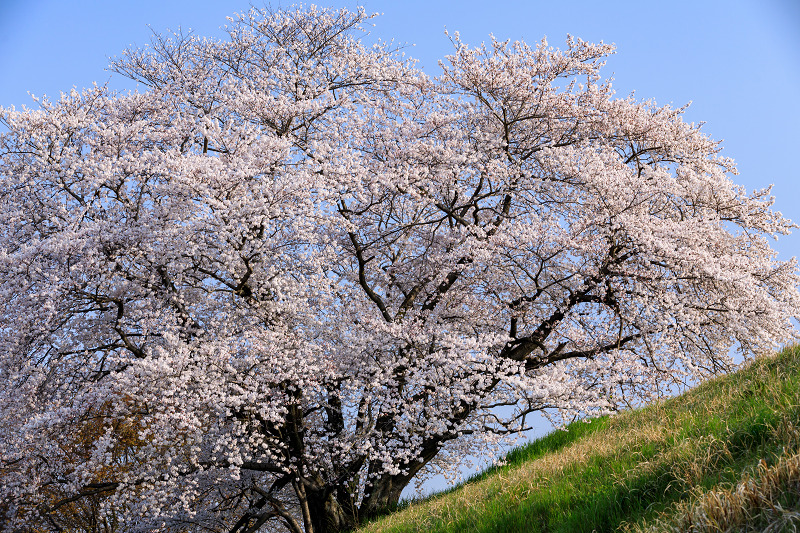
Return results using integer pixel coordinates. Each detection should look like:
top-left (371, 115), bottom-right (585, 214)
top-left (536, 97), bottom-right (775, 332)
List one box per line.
top-left (306, 489), bottom-right (353, 533)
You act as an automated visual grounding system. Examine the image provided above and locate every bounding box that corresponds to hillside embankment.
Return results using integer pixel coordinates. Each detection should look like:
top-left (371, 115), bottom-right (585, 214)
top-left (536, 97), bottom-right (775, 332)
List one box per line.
top-left (359, 346), bottom-right (800, 533)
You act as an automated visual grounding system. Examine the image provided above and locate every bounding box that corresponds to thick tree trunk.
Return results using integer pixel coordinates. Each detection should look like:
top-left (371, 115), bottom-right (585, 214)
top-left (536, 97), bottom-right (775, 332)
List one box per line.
top-left (303, 476), bottom-right (406, 533)
top-left (358, 476), bottom-right (405, 521)
top-left (303, 439), bottom-right (445, 532)
top-left (357, 442), bottom-right (442, 525)
top-left (306, 490), bottom-right (355, 533)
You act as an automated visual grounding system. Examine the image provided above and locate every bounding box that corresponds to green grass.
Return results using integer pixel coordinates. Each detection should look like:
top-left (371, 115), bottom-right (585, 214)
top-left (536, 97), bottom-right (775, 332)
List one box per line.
top-left (357, 345), bottom-right (800, 533)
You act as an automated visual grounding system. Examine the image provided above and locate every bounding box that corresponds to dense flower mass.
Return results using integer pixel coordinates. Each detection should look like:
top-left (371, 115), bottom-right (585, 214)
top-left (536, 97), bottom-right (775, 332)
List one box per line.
top-left (0, 5), bottom-right (798, 532)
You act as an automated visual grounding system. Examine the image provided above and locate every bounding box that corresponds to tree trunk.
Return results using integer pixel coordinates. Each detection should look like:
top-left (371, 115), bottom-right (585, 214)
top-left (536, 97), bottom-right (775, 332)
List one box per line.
top-left (306, 490), bottom-right (355, 533)
top-left (304, 439), bottom-right (444, 532)
top-left (304, 477), bottom-right (405, 533)
top-left (358, 476), bottom-right (405, 521)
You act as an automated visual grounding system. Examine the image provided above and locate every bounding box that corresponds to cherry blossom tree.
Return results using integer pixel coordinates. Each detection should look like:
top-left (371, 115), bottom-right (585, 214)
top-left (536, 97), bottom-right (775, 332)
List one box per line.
top-left (1, 5), bottom-right (798, 533)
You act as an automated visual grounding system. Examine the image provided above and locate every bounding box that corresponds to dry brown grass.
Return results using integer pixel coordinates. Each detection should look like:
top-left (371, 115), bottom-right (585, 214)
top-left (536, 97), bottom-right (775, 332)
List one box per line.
top-left (637, 451), bottom-right (800, 533)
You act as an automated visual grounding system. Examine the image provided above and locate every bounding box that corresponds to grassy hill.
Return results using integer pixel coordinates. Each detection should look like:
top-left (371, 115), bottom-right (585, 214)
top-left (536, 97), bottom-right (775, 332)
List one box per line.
top-left (358, 346), bottom-right (800, 533)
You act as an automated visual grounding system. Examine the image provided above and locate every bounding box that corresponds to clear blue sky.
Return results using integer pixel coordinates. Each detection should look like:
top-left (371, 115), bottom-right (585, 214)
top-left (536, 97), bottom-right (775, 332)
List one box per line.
top-left (1, 0), bottom-right (797, 262)
top-left (2, 0), bottom-right (799, 493)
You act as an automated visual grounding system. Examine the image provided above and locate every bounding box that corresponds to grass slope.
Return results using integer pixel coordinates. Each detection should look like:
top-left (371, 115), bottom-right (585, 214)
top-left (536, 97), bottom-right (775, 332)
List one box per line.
top-left (358, 346), bottom-right (800, 533)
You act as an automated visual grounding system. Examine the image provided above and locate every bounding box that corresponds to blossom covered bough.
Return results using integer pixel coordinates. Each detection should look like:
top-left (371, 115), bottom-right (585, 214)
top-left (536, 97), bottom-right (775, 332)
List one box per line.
top-left (0, 5), bottom-right (798, 533)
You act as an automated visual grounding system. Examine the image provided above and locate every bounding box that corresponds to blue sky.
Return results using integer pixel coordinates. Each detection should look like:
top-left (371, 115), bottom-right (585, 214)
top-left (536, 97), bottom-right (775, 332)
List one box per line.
top-left (1, 0), bottom-right (799, 493)
top-left (1, 0), bottom-right (797, 262)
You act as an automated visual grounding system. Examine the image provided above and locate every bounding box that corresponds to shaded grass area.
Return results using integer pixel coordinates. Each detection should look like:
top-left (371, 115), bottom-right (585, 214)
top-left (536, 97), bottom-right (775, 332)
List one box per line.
top-left (358, 345), bottom-right (800, 533)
